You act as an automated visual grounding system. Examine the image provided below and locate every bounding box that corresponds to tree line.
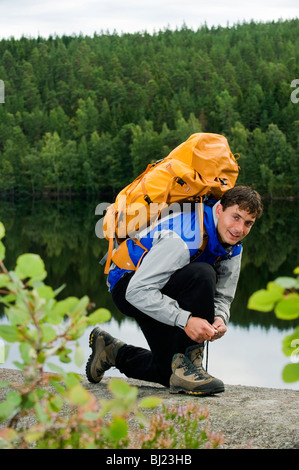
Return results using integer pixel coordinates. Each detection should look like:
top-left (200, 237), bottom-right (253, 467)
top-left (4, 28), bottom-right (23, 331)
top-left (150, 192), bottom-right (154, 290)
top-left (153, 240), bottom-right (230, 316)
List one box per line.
top-left (0, 19), bottom-right (298, 198)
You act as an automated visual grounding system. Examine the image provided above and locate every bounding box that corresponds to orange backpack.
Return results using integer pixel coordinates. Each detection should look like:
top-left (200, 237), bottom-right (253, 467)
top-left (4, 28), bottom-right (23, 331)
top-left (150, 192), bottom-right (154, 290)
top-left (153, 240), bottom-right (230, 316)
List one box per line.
top-left (102, 132), bottom-right (239, 273)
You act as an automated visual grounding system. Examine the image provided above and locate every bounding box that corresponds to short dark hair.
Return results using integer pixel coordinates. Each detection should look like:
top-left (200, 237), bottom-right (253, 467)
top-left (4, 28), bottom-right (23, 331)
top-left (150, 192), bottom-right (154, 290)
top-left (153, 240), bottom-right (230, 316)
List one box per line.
top-left (220, 185), bottom-right (263, 218)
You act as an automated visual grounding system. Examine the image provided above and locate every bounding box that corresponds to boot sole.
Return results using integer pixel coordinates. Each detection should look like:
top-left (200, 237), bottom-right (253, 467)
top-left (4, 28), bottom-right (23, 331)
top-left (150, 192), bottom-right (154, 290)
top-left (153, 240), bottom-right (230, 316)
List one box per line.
top-left (86, 328), bottom-right (103, 384)
top-left (170, 384), bottom-right (225, 396)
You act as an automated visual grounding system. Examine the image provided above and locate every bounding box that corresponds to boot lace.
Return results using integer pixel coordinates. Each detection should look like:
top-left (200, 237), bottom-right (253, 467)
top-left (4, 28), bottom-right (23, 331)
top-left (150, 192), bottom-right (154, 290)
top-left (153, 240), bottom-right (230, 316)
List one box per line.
top-left (183, 356), bottom-right (211, 379)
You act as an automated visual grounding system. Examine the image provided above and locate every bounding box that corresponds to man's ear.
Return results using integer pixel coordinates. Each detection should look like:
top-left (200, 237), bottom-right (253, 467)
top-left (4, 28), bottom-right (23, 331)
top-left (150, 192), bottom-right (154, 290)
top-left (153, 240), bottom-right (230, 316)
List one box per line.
top-left (215, 203), bottom-right (223, 218)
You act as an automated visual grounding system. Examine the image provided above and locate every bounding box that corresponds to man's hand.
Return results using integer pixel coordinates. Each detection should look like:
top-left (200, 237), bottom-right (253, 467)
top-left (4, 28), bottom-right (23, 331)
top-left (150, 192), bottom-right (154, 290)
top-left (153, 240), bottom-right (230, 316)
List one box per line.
top-left (210, 317), bottom-right (227, 341)
top-left (184, 317), bottom-right (218, 343)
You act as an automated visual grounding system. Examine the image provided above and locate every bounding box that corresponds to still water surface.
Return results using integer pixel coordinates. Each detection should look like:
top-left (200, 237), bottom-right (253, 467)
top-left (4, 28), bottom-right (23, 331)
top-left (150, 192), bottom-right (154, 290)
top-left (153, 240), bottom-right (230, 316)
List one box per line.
top-left (0, 198), bottom-right (298, 390)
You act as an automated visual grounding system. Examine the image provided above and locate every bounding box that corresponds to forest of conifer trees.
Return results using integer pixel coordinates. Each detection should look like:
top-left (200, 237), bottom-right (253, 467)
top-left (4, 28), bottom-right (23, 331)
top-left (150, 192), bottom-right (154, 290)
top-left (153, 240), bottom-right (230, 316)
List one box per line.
top-left (0, 19), bottom-right (298, 198)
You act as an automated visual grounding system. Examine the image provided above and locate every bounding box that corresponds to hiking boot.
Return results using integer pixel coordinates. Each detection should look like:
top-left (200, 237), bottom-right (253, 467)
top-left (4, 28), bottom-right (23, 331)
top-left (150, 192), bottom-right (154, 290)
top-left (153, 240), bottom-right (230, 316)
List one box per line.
top-left (185, 344), bottom-right (205, 369)
top-left (169, 353), bottom-right (225, 396)
top-left (185, 343), bottom-right (209, 372)
top-left (86, 327), bottom-right (126, 383)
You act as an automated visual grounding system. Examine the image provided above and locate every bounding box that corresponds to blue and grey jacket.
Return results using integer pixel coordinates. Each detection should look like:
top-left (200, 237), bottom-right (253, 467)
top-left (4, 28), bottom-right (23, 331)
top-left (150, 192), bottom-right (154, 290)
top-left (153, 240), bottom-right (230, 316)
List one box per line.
top-left (107, 201), bottom-right (242, 328)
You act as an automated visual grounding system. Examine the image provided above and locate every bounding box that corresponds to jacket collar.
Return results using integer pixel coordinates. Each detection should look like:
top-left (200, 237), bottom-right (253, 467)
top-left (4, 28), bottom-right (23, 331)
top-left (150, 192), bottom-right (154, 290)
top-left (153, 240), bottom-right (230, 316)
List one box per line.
top-left (204, 202), bottom-right (239, 258)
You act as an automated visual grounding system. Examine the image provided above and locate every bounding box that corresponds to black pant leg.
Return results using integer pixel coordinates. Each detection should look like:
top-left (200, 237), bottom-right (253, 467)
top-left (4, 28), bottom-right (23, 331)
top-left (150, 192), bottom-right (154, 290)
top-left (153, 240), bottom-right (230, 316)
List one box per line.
top-left (111, 262), bottom-right (216, 386)
top-left (112, 273), bottom-right (175, 386)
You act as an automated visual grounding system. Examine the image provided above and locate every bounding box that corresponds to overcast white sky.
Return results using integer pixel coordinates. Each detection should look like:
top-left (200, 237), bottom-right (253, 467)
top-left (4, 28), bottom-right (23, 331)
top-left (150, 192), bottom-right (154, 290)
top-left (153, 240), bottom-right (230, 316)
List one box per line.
top-left (0, 0), bottom-right (298, 39)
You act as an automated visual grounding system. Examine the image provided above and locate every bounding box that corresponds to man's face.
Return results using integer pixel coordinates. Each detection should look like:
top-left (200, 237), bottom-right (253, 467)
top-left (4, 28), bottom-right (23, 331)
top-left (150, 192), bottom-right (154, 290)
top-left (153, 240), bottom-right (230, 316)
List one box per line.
top-left (215, 203), bottom-right (256, 245)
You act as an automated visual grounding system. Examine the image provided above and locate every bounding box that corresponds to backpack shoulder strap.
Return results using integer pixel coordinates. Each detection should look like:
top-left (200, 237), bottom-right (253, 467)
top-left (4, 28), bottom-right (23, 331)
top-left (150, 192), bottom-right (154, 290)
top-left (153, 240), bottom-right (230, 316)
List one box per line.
top-left (190, 202), bottom-right (208, 262)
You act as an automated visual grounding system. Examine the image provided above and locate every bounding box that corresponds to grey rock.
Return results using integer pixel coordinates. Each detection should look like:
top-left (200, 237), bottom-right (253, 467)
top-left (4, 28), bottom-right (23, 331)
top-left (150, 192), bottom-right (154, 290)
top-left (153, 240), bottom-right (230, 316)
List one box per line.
top-left (1, 368), bottom-right (298, 449)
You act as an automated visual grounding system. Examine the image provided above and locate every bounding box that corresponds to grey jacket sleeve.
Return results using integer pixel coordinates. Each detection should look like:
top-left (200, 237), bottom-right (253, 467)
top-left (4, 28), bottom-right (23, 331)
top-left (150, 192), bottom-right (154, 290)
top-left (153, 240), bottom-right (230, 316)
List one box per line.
top-left (125, 229), bottom-right (242, 328)
top-left (125, 230), bottom-right (192, 329)
top-left (213, 249), bottom-right (242, 324)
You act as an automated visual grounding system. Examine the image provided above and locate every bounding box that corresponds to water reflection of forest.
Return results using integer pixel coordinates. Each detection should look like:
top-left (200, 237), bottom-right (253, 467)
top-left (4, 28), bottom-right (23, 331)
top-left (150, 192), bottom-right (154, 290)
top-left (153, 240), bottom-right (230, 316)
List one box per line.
top-left (0, 198), bottom-right (298, 330)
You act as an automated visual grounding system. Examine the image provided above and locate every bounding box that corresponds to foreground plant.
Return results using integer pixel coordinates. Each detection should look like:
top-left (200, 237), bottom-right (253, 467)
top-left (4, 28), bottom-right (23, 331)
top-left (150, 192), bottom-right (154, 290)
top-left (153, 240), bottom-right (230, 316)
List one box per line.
top-left (248, 267), bottom-right (299, 383)
top-left (0, 221), bottom-right (113, 447)
top-left (137, 402), bottom-right (225, 449)
top-left (0, 221), bottom-right (224, 449)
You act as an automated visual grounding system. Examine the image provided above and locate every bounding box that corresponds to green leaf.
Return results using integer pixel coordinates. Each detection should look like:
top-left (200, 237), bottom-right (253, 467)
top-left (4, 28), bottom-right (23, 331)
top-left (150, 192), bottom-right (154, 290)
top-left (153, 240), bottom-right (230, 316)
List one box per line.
top-left (47, 362), bottom-right (65, 375)
top-left (68, 295), bottom-right (90, 317)
top-left (267, 281), bottom-right (285, 295)
top-left (13, 361), bottom-right (25, 370)
top-left (44, 310), bottom-right (63, 325)
top-left (36, 285), bottom-right (55, 300)
top-left (19, 342), bottom-right (37, 364)
top-left (0, 341), bottom-right (4, 364)
top-left (83, 411), bottom-right (100, 421)
top-left (0, 222), bottom-right (5, 240)
top-left (139, 396), bottom-right (162, 408)
top-left (68, 321), bottom-right (87, 340)
top-left (0, 380), bottom-right (10, 388)
top-left (0, 241), bottom-right (5, 261)
top-left (23, 392), bottom-right (37, 410)
top-left (59, 350), bottom-right (72, 363)
top-left (15, 253), bottom-right (46, 280)
top-left (49, 379), bottom-right (65, 395)
top-left (87, 308), bottom-right (111, 325)
top-left (0, 381), bottom-right (10, 388)
top-left (0, 325), bottom-right (19, 342)
top-left (282, 327), bottom-right (299, 357)
top-left (74, 344), bottom-right (84, 367)
top-left (52, 297), bottom-right (79, 316)
top-left (67, 384), bottom-right (90, 406)
top-left (282, 363), bottom-right (299, 383)
top-left (53, 283), bottom-right (66, 297)
top-left (27, 271), bottom-right (47, 287)
top-left (34, 388), bottom-right (47, 401)
top-left (0, 273), bottom-right (10, 288)
top-left (293, 267), bottom-right (299, 275)
top-left (0, 343), bottom-right (9, 364)
top-left (40, 324), bottom-right (57, 343)
top-left (47, 395), bottom-right (63, 412)
top-left (247, 288), bottom-right (283, 312)
top-left (7, 391), bottom-right (22, 407)
top-left (25, 328), bottom-right (38, 342)
top-left (24, 429), bottom-right (45, 443)
top-left (34, 402), bottom-right (49, 424)
top-left (0, 293), bottom-right (16, 305)
top-left (108, 378), bottom-right (136, 399)
top-left (0, 427), bottom-right (18, 443)
top-left (107, 417), bottom-right (128, 441)
top-left (274, 277), bottom-right (297, 289)
top-left (0, 391), bottom-right (22, 420)
top-left (274, 297), bottom-right (299, 320)
top-left (64, 372), bottom-right (81, 389)
top-left (7, 307), bottom-right (30, 326)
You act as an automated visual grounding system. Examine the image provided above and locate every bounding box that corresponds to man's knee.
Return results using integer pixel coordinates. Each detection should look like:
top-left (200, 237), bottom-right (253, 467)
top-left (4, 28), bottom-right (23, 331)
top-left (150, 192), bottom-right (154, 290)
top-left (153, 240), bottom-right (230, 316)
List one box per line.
top-left (188, 262), bottom-right (216, 288)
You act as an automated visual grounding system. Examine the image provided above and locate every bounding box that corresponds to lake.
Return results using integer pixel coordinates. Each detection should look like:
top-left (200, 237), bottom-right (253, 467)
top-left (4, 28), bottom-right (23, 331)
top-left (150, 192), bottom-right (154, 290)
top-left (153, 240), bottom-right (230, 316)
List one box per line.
top-left (0, 197), bottom-right (298, 390)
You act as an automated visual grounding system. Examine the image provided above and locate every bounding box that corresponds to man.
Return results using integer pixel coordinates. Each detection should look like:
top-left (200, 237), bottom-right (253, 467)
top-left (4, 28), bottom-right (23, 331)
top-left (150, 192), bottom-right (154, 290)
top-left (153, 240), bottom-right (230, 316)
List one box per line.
top-left (86, 185), bottom-right (263, 395)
